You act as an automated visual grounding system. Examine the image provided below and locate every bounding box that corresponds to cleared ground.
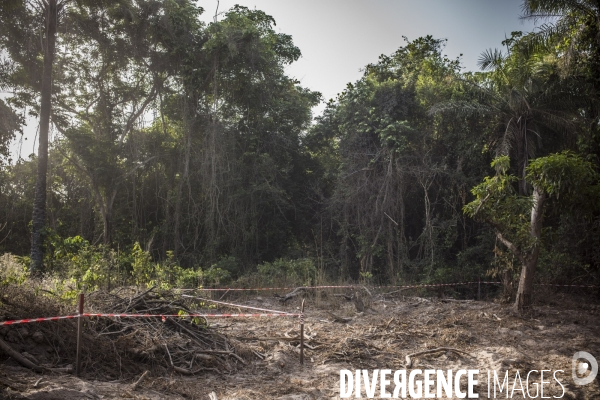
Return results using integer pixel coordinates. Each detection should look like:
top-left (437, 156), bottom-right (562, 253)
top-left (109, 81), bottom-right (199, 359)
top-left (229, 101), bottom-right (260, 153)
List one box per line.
top-left (0, 288), bottom-right (599, 399)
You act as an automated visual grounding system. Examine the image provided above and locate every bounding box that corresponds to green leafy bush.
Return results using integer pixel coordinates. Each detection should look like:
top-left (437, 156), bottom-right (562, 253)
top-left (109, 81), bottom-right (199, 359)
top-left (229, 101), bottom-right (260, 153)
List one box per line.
top-left (0, 253), bottom-right (28, 285)
top-left (257, 258), bottom-right (316, 286)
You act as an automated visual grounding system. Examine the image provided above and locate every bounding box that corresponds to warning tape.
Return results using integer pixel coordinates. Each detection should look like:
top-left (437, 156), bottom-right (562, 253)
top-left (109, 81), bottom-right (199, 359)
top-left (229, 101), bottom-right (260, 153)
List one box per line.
top-left (83, 312), bottom-right (300, 319)
top-left (177, 281), bottom-right (597, 291)
top-left (535, 283), bottom-right (598, 288)
top-left (0, 312), bottom-right (301, 326)
top-left (475, 282), bottom-right (597, 288)
top-left (178, 285), bottom-right (358, 292)
top-left (3, 280), bottom-right (594, 327)
top-left (374, 282), bottom-right (480, 289)
top-left (0, 315), bottom-right (80, 325)
top-left (181, 282), bottom-right (478, 292)
top-left (180, 294), bottom-right (291, 315)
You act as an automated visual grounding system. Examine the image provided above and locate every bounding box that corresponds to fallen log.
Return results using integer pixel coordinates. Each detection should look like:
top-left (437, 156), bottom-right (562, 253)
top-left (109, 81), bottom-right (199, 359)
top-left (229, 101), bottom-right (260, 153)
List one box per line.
top-left (0, 336), bottom-right (43, 372)
top-left (0, 336), bottom-right (72, 373)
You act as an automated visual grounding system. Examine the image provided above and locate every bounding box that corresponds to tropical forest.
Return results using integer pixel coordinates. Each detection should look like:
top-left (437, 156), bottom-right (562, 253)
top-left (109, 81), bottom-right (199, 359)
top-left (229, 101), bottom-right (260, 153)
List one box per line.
top-left (0, 1), bottom-right (598, 398)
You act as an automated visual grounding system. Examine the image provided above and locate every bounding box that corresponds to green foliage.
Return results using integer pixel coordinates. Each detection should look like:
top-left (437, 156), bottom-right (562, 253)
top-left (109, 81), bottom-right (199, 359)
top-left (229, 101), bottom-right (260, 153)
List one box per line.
top-left (359, 271), bottom-right (373, 284)
top-left (526, 151), bottom-right (599, 204)
top-left (201, 266), bottom-right (231, 287)
top-left (212, 256), bottom-right (241, 279)
top-left (464, 152), bottom-right (600, 284)
top-left (36, 237), bottom-right (204, 291)
top-left (257, 258), bottom-right (316, 286)
top-left (0, 253), bottom-right (28, 285)
top-left (0, 0), bottom-right (599, 293)
top-left (45, 234), bottom-right (115, 290)
top-left (463, 161), bottom-right (532, 247)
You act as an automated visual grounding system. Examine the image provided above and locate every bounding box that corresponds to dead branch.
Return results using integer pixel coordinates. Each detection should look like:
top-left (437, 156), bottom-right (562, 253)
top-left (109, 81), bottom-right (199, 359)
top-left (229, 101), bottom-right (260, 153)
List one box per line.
top-left (440, 299), bottom-right (474, 303)
top-left (235, 336), bottom-right (301, 341)
top-left (326, 311), bottom-right (353, 323)
top-left (0, 336), bottom-right (72, 373)
top-left (384, 317), bottom-right (395, 329)
top-left (382, 288), bottom-right (412, 297)
top-left (405, 347), bottom-right (473, 368)
top-left (131, 370), bottom-right (149, 391)
top-left (332, 294), bottom-right (353, 301)
top-left (361, 286), bottom-right (372, 297)
top-left (274, 287), bottom-right (308, 303)
top-left (0, 336), bottom-right (44, 372)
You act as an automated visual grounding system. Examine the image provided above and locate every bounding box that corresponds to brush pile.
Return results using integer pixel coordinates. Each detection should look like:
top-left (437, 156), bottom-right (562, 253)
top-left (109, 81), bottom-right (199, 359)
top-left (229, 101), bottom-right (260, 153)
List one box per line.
top-left (0, 284), bottom-right (250, 379)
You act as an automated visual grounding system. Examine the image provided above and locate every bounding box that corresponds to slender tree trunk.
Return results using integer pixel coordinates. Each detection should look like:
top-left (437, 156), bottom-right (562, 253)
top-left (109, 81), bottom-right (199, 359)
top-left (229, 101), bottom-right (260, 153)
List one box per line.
top-left (397, 173), bottom-right (406, 278)
top-left (102, 209), bottom-right (112, 246)
top-left (514, 186), bottom-right (546, 312)
top-left (30, 0), bottom-right (58, 274)
top-left (387, 228), bottom-right (395, 283)
top-left (173, 115), bottom-right (191, 258)
top-left (90, 180), bottom-right (116, 247)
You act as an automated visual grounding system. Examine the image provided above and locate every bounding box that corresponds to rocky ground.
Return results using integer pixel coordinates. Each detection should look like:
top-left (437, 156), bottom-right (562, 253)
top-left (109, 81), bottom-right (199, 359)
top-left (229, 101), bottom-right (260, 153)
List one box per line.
top-left (0, 288), bottom-right (599, 399)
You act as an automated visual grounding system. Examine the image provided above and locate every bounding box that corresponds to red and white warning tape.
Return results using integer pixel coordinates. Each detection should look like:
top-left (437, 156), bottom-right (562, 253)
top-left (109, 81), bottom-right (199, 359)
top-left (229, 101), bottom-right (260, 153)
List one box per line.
top-left (0, 312), bottom-right (300, 326)
top-left (178, 285), bottom-right (359, 292)
top-left (2, 280), bottom-right (594, 327)
top-left (180, 294), bottom-right (291, 315)
top-left (475, 281), bottom-right (597, 288)
top-left (177, 281), bottom-right (597, 292)
top-left (0, 315), bottom-right (80, 325)
top-left (535, 283), bottom-right (598, 288)
top-left (374, 282), bottom-right (480, 289)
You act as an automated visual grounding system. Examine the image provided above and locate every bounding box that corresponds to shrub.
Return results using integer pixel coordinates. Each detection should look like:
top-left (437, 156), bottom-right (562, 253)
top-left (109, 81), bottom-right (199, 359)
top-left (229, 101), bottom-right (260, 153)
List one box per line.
top-left (0, 253), bottom-right (28, 285)
top-left (257, 258), bottom-right (316, 286)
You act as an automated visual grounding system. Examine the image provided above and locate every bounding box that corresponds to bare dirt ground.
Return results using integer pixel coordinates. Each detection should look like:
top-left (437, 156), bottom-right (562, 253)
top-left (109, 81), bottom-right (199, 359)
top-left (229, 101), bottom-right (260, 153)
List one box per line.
top-left (0, 288), bottom-right (599, 399)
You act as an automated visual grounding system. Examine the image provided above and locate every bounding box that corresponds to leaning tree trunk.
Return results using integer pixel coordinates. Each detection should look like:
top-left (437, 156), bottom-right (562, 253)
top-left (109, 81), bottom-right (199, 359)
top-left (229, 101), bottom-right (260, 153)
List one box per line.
top-left (514, 186), bottom-right (546, 313)
top-left (30, 0), bottom-right (58, 274)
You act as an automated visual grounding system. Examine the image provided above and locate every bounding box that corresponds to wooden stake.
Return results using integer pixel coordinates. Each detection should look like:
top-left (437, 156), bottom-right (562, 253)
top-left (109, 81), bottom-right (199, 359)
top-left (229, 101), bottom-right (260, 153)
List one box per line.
top-left (76, 293), bottom-right (84, 376)
top-left (478, 277), bottom-right (481, 301)
top-left (300, 298), bottom-right (305, 365)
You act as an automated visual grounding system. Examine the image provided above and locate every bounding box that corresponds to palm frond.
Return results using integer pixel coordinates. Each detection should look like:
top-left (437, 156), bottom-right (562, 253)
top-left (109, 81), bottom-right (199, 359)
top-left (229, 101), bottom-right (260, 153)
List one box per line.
top-left (497, 125), bottom-right (515, 158)
top-left (518, 20), bottom-right (573, 56)
top-left (478, 48), bottom-right (505, 71)
top-left (522, 0), bottom-right (594, 19)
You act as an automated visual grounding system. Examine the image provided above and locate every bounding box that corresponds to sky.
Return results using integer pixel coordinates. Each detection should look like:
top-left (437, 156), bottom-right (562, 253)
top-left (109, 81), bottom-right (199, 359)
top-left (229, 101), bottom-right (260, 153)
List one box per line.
top-left (9, 0), bottom-right (538, 160)
top-left (203, 0), bottom-right (537, 107)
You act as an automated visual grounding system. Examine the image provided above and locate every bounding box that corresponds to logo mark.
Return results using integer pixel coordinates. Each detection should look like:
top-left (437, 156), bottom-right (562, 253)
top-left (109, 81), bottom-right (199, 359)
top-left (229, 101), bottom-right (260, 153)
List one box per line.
top-left (572, 351), bottom-right (598, 386)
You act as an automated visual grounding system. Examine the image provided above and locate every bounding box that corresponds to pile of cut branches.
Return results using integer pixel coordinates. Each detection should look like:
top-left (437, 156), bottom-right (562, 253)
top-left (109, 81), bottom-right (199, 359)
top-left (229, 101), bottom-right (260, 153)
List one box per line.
top-left (0, 284), bottom-right (249, 379)
top-left (84, 287), bottom-right (249, 377)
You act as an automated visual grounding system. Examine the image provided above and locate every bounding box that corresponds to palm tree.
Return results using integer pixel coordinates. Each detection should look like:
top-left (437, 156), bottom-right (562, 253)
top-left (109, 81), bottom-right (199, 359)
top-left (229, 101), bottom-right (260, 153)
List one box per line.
top-left (431, 44), bottom-right (580, 195)
top-left (521, 0), bottom-right (600, 163)
top-left (521, 0), bottom-right (600, 72)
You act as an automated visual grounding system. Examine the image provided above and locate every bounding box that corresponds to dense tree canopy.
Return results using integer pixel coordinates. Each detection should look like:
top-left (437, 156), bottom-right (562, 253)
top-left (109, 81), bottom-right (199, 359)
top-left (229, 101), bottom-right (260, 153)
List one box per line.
top-left (0, 1), bottom-right (598, 312)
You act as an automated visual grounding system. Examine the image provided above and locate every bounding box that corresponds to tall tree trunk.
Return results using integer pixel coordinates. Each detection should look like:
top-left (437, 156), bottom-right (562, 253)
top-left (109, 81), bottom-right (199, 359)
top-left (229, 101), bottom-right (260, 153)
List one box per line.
top-left (30, 0), bottom-right (58, 274)
top-left (514, 186), bottom-right (546, 312)
top-left (89, 180), bottom-right (116, 246)
top-left (173, 122), bottom-right (191, 258)
top-left (102, 209), bottom-right (112, 246)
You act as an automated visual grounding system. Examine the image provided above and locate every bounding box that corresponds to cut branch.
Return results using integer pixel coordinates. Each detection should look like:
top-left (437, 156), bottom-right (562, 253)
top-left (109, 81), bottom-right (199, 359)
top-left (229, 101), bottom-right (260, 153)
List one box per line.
top-left (405, 347), bottom-right (472, 368)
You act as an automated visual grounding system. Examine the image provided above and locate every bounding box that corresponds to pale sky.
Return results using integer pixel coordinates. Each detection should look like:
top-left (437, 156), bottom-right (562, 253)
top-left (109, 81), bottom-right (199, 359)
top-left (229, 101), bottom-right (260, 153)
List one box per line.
top-left (9, 0), bottom-right (537, 160)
